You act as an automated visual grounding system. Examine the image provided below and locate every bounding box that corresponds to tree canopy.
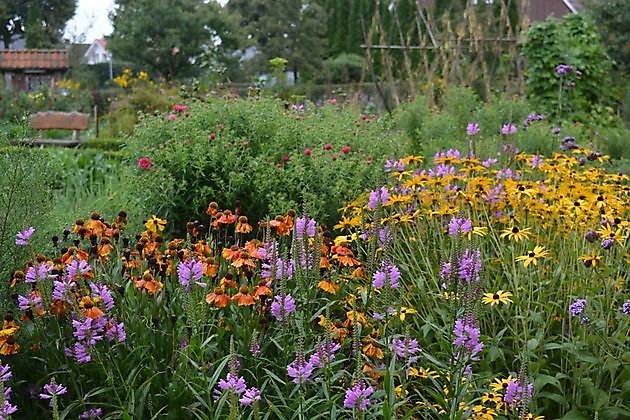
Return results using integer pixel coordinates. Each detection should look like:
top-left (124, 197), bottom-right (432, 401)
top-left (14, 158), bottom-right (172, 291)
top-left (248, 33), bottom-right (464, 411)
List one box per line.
top-left (109, 0), bottom-right (240, 81)
top-left (0, 0), bottom-right (75, 48)
top-left (227, 0), bottom-right (327, 82)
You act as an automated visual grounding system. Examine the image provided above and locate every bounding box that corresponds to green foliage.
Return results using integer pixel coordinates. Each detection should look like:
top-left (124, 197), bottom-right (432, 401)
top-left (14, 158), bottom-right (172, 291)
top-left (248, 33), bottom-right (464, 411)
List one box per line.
top-left (521, 14), bottom-right (614, 122)
top-left (1, 0), bottom-right (75, 48)
top-left (585, 0), bottom-right (630, 73)
top-left (227, 0), bottom-right (328, 82)
top-left (123, 96), bottom-right (409, 229)
top-left (0, 86), bottom-right (93, 123)
top-left (0, 141), bottom-right (57, 297)
top-left (110, 0), bottom-right (239, 81)
top-left (323, 53), bottom-right (365, 84)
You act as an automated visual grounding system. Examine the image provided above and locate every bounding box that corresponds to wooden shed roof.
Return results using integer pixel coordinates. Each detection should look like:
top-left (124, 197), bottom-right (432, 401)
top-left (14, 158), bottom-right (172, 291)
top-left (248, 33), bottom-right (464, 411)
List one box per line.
top-left (0, 49), bottom-right (69, 70)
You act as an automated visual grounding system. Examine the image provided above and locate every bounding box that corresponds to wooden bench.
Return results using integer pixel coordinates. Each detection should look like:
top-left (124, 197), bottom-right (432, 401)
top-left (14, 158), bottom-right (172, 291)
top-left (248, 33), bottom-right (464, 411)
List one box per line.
top-left (29, 111), bottom-right (89, 146)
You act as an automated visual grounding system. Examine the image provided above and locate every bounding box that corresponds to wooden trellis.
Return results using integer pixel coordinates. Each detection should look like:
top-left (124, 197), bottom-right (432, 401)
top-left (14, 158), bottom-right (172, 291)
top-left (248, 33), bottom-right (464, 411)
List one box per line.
top-left (361, 0), bottom-right (528, 108)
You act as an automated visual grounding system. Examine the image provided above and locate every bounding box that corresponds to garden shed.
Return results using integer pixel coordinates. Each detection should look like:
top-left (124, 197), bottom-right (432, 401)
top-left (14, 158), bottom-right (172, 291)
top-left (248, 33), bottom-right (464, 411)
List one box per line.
top-left (0, 49), bottom-right (69, 91)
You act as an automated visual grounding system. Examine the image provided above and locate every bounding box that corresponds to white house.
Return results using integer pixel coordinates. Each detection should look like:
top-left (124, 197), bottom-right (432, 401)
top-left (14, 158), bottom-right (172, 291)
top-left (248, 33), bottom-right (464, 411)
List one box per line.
top-left (84, 38), bottom-right (111, 65)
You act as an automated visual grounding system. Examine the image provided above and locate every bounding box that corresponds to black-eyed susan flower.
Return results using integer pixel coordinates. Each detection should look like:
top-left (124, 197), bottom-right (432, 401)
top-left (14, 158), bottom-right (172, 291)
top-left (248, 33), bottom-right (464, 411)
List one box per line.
top-left (145, 215), bottom-right (167, 233)
top-left (398, 306), bottom-right (417, 321)
top-left (482, 290), bottom-right (513, 306)
top-left (579, 251), bottom-right (602, 268)
top-left (472, 405), bottom-right (497, 419)
top-left (515, 245), bottom-right (551, 268)
top-left (481, 392), bottom-right (502, 404)
top-left (500, 226), bottom-right (532, 242)
top-left (490, 376), bottom-right (515, 393)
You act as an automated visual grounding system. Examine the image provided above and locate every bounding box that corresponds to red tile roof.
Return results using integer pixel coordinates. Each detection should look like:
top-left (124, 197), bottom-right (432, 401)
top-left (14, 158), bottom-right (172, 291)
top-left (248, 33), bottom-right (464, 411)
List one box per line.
top-left (0, 49), bottom-right (69, 70)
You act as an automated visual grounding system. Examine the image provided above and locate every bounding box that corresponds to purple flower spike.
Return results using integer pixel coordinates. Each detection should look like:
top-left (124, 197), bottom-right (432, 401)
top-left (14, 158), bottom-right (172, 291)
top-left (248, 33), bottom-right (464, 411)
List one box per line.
top-left (501, 123), bottom-right (517, 135)
top-left (271, 294), bottom-right (296, 322)
top-left (239, 387), bottom-right (261, 406)
top-left (177, 258), bottom-right (205, 291)
top-left (39, 380), bottom-right (68, 404)
top-left (466, 123), bottom-right (480, 136)
top-left (569, 298), bottom-right (587, 317)
top-left (343, 381), bottom-right (374, 412)
top-left (16, 227), bottom-right (35, 246)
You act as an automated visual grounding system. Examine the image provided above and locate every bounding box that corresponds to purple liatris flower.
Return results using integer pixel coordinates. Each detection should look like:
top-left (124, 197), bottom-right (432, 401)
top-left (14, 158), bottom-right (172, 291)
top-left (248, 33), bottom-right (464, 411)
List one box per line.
top-left (25, 262), bottom-right (56, 283)
top-left (72, 317), bottom-right (105, 346)
top-left (177, 258), bottom-right (205, 291)
top-left (295, 215), bottom-right (316, 237)
top-left (53, 275), bottom-right (76, 303)
top-left (239, 387), bottom-right (261, 406)
top-left (457, 248), bottom-right (481, 283)
top-left (569, 298), bottom-right (587, 317)
top-left (372, 261), bottom-right (401, 289)
top-left (343, 381), bottom-right (374, 412)
top-left (105, 321), bottom-right (126, 343)
top-left (390, 337), bottom-right (421, 359)
top-left (215, 373), bottom-right (247, 399)
top-left (0, 364), bottom-right (12, 383)
top-left (16, 226), bottom-right (35, 246)
top-left (448, 217), bottom-right (472, 236)
top-left (453, 318), bottom-right (484, 361)
top-left (501, 123), bottom-right (517, 135)
top-left (17, 292), bottom-right (42, 311)
top-left (287, 358), bottom-right (313, 384)
top-left (466, 122), bottom-right (480, 136)
top-left (368, 187), bottom-right (389, 209)
top-left (0, 400), bottom-right (18, 418)
top-left (71, 342), bottom-right (92, 363)
top-left (504, 378), bottom-right (533, 408)
top-left (271, 294), bottom-right (296, 322)
top-left (621, 300), bottom-right (630, 315)
top-left (309, 341), bottom-right (342, 368)
top-left (90, 282), bottom-right (114, 311)
top-left (40, 379), bottom-right (67, 403)
top-left (79, 408), bottom-right (103, 419)
top-left (67, 259), bottom-right (91, 279)
top-left (440, 262), bottom-right (452, 280)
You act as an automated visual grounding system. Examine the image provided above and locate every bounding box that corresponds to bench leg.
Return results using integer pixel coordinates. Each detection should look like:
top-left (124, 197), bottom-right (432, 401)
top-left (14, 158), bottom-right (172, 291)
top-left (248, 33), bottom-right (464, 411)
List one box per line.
top-left (72, 130), bottom-right (79, 142)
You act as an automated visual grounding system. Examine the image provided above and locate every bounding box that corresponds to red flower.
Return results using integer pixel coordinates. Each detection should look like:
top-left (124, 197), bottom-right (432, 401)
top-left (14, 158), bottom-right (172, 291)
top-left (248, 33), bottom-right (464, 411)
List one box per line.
top-left (137, 157), bottom-right (153, 170)
top-left (332, 155), bottom-right (337, 161)
top-left (324, 143), bottom-right (332, 150)
top-left (304, 148), bottom-right (311, 156)
top-left (282, 155), bottom-right (290, 162)
top-left (330, 98), bottom-right (337, 105)
top-left (210, 133), bottom-right (216, 140)
top-left (342, 146), bottom-right (351, 154)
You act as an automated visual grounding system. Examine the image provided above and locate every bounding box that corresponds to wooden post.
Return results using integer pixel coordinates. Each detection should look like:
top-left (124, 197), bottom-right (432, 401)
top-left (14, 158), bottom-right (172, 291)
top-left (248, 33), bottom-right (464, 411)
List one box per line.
top-left (94, 105), bottom-right (99, 138)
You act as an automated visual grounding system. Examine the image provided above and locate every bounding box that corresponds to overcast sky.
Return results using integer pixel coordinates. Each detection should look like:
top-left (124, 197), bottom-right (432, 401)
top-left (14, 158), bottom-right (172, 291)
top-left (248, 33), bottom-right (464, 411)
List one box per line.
top-left (64, 0), bottom-right (115, 42)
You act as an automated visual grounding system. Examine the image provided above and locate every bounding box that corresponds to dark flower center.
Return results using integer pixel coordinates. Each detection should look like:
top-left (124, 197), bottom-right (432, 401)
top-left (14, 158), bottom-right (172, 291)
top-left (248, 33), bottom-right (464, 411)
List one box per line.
top-left (529, 252), bottom-right (536, 257)
top-left (493, 294), bottom-right (500, 300)
top-left (512, 227), bottom-right (519, 233)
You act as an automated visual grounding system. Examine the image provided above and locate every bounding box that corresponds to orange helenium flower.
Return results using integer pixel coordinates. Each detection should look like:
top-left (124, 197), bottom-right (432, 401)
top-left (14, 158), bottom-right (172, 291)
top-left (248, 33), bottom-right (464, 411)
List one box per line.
top-left (232, 286), bottom-right (255, 306)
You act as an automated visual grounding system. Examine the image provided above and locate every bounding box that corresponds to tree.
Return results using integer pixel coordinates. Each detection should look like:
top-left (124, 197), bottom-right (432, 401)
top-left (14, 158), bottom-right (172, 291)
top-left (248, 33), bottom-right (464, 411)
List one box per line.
top-left (109, 0), bottom-right (240, 81)
top-left (227, 0), bottom-right (327, 82)
top-left (0, 1), bottom-right (26, 48)
top-left (1, 0), bottom-right (75, 48)
top-left (585, 0), bottom-right (630, 73)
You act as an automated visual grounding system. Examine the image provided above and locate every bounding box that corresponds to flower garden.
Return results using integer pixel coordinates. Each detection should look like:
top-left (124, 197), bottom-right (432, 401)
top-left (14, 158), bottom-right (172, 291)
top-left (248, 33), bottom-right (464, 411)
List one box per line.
top-left (0, 83), bottom-right (629, 419)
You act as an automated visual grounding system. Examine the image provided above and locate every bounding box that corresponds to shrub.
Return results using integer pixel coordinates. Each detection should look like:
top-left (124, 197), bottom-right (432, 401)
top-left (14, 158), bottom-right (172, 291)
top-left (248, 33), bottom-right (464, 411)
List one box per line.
top-left (123, 96), bottom-right (409, 230)
top-left (521, 14), bottom-right (613, 122)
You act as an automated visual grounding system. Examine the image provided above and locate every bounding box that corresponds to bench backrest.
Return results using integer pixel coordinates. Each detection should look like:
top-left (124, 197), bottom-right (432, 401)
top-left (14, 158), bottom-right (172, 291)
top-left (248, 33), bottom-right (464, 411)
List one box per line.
top-left (31, 112), bottom-right (89, 130)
